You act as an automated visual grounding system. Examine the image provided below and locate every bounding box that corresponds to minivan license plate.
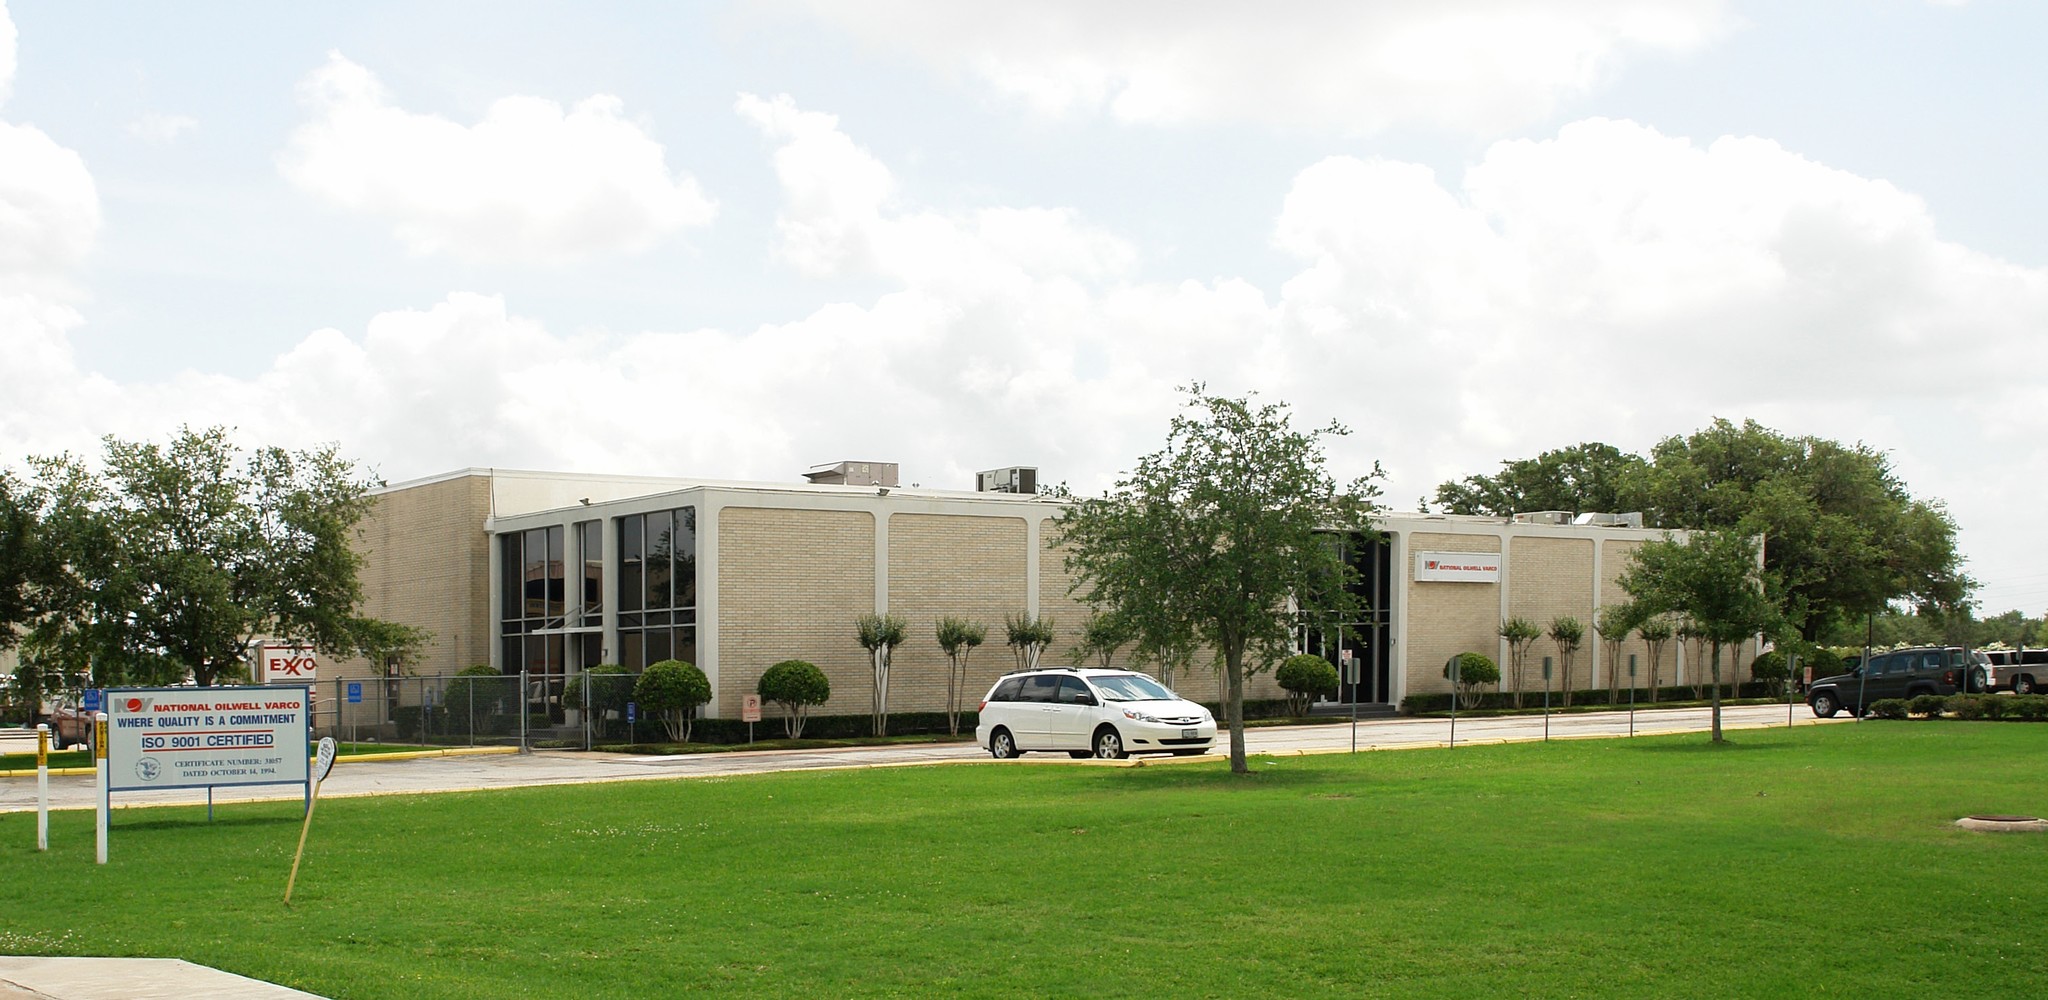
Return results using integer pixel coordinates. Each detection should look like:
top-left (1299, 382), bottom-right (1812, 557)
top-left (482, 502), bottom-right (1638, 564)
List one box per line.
top-left (1183, 728), bottom-right (1197, 739)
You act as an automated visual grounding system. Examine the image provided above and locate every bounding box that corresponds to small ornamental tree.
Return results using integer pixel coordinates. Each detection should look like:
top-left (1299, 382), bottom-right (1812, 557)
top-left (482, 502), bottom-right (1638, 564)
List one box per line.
top-left (1638, 614), bottom-right (1674, 701)
top-left (857, 613), bottom-right (908, 736)
top-left (1276, 654), bottom-right (1339, 717)
top-left (562, 663), bottom-right (632, 738)
top-left (1548, 616), bottom-right (1585, 706)
top-left (757, 659), bottom-right (830, 739)
top-left (1596, 603), bottom-right (1642, 704)
top-left (1499, 617), bottom-right (1541, 708)
top-left (1072, 610), bottom-right (1136, 667)
top-left (935, 616), bottom-right (988, 736)
top-left (635, 659), bottom-right (710, 742)
top-left (1443, 652), bottom-right (1500, 707)
top-left (1003, 611), bottom-right (1056, 671)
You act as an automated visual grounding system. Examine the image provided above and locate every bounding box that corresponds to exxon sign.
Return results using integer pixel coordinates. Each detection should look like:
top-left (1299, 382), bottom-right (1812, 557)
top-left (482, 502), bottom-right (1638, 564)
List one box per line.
top-left (257, 644), bottom-right (318, 684)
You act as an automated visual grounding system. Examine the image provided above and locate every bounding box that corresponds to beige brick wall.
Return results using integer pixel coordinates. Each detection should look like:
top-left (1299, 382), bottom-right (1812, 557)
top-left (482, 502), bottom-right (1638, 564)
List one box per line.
top-left (1506, 536), bottom-right (1595, 698)
top-left (335, 474), bottom-right (493, 682)
top-left (1403, 532), bottom-right (1504, 697)
top-left (884, 513), bottom-right (1029, 715)
top-left (1596, 539), bottom-right (1653, 690)
top-left (716, 507), bottom-right (877, 717)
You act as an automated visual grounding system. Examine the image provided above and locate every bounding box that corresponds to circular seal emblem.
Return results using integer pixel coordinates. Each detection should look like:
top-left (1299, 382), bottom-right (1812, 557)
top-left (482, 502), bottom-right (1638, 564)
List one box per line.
top-left (135, 758), bottom-right (162, 782)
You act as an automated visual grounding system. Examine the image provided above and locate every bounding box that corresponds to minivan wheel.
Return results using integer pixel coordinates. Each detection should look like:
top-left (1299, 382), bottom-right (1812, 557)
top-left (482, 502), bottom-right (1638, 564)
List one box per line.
top-left (989, 728), bottom-right (1020, 759)
top-left (1093, 727), bottom-right (1126, 760)
top-left (1810, 692), bottom-right (1840, 718)
top-left (2017, 676), bottom-right (2037, 695)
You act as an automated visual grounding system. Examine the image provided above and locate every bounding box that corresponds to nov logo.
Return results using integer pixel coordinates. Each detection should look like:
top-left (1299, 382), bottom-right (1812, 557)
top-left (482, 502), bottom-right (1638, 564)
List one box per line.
top-left (1425, 560), bottom-right (1439, 570)
top-left (269, 655), bottom-right (316, 677)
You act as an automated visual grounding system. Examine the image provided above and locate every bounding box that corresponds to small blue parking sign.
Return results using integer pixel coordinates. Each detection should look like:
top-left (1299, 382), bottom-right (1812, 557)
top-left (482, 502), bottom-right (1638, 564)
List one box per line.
top-left (346, 681), bottom-right (363, 704)
top-left (82, 688), bottom-right (102, 712)
top-left (626, 701), bottom-right (637, 724)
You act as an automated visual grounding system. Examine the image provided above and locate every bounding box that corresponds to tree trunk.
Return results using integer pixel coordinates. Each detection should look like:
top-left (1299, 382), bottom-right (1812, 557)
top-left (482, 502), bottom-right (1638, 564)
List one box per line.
top-left (1709, 640), bottom-right (1724, 743)
top-left (1226, 642), bottom-right (1248, 775)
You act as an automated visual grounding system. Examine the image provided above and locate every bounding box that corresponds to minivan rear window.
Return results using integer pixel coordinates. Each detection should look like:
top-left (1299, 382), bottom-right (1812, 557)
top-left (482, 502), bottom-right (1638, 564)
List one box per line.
top-left (989, 677), bottom-right (1025, 702)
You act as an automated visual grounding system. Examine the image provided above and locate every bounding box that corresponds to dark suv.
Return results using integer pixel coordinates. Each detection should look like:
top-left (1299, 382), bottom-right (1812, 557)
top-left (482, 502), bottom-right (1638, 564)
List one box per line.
top-left (1807, 646), bottom-right (1973, 718)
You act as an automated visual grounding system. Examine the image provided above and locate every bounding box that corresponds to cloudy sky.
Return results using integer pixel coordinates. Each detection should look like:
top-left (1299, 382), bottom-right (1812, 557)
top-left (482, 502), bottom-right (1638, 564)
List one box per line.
top-left (2, 1), bottom-right (2044, 614)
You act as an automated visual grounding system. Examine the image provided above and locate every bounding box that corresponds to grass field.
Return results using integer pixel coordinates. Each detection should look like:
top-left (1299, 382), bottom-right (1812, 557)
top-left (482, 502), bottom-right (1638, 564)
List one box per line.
top-left (3, 723), bottom-right (2046, 998)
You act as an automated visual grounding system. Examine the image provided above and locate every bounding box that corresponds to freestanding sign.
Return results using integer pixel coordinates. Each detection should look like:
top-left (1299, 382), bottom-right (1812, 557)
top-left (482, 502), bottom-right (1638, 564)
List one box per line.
top-left (104, 686), bottom-right (311, 793)
top-left (255, 644), bottom-right (319, 685)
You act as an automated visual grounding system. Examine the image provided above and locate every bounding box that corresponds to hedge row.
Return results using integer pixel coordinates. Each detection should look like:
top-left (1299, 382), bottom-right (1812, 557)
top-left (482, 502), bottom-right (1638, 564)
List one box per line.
top-left (1869, 694), bottom-right (2048, 721)
top-left (1400, 683), bottom-right (1778, 715)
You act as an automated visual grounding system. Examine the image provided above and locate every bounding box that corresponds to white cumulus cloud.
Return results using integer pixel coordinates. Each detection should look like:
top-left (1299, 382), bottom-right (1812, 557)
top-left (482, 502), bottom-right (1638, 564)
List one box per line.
top-left (278, 53), bottom-right (716, 265)
top-left (791, 0), bottom-right (1735, 133)
top-left (126, 113), bottom-right (198, 142)
top-left (0, 1), bottom-right (16, 108)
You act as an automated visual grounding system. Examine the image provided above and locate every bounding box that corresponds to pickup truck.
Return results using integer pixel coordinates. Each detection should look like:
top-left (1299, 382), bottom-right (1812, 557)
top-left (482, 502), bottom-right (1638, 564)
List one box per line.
top-left (1976, 649), bottom-right (2048, 694)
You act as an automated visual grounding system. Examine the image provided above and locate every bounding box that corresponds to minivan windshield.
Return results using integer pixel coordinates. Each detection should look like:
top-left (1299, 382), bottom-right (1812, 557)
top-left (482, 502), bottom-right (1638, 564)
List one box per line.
top-left (1089, 673), bottom-right (1176, 702)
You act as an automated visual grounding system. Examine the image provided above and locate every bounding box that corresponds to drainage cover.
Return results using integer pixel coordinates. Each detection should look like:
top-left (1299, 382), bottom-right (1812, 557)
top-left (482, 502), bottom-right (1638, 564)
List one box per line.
top-left (1955, 815), bottom-right (2048, 833)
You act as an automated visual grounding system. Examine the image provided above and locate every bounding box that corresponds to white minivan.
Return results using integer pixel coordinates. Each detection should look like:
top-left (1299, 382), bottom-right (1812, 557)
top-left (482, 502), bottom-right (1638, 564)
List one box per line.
top-left (975, 668), bottom-right (1215, 759)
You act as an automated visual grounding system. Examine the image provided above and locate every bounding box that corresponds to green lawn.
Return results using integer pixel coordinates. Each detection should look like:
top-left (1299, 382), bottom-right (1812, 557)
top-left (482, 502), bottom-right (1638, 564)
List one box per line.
top-left (3, 723), bottom-right (2046, 998)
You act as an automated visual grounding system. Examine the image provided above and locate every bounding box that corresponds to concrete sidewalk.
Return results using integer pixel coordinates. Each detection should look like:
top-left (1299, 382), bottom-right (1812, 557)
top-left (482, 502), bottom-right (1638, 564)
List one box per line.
top-left (0, 956), bottom-right (325, 999)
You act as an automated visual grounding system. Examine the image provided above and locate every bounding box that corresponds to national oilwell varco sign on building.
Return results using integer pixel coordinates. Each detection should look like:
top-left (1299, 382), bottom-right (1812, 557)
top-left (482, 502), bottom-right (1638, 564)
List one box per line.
top-left (1413, 552), bottom-right (1502, 583)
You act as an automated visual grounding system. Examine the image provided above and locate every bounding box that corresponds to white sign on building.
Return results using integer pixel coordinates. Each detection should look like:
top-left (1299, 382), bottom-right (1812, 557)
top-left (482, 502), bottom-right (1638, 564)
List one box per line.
top-left (104, 687), bottom-right (311, 793)
top-left (1414, 551), bottom-right (1502, 583)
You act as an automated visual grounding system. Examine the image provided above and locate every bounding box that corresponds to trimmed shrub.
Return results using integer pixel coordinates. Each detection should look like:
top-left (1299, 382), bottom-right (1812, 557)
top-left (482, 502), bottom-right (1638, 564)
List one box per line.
top-left (562, 664), bottom-right (634, 737)
top-left (1804, 647), bottom-right (1845, 679)
top-left (1946, 694), bottom-right (1991, 720)
top-left (758, 659), bottom-right (831, 738)
top-left (635, 660), bottom-right (711, 742)
top-left (1277, 654), bottom-right (1340, 716)
top-left (1907, 694), bottom-right (1947, 718)
top-left (2010, 694), bottom-right (2048, 721)
top-left (1868, 699), bottom-right (1909, 720)
top-left (1750, 651), bottom-right (1789, 697)
top-left (1443, 652), bottom-right (1500, 707)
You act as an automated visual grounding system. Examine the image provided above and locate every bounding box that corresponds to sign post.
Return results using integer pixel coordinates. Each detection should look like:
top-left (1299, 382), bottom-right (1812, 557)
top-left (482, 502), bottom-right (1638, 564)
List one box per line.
top-left (1446, 655), bottom-right (1461, 750)
top-left (285, 737), bottom-right (339, 905)
top-left (1787, 653), bottom-right (1800, 727)
top-left (742, 694), bottom-right (762, 744)
top-left (94, 713), bottom-right (108, 865)
top-left (1542, 656), bottom-right (1553, 742)
top-left (1341, 648), bottom-right (1359, 754)
top-left (1627, 655), bottom-right (1637, 737)
top-left (35, 724), bottom-right (49, 851)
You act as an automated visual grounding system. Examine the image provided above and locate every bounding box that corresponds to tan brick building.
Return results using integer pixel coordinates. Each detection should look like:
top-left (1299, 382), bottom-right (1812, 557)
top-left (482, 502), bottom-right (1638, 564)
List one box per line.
top-left (341, 470), bottom-right (1701, 721)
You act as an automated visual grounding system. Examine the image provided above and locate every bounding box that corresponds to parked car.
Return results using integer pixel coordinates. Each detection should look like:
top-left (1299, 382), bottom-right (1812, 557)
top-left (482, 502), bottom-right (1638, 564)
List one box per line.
top-left (976, 668), bottom-right (1215, 760)
top-left (39, 700), bottom-right (96, 751)
top-left (1975, 649), bottom-right (2048, 694)
top-left (1807, 646), bottom-right (1976, 718)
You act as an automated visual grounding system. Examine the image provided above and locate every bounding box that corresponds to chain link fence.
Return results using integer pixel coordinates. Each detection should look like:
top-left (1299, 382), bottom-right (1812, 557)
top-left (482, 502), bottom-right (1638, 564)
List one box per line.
top-left (310, 672), bottom-right (653, 750)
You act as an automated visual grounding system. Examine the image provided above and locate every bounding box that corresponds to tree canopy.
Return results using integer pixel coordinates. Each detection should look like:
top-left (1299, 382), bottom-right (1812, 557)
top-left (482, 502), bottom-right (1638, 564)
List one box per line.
top-left (10, 427), bottom-right (427, 690)
top-left (1053, 387), bottom-right (1383, 774)
top-left (1431, 419), bottom-right (1970, 641)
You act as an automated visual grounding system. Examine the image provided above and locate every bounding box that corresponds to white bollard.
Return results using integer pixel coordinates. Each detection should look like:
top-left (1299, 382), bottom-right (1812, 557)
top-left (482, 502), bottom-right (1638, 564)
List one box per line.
top-left (36, 724), bottom-right (49, 852)
top-left (94, 712), bottom-right (108, 865)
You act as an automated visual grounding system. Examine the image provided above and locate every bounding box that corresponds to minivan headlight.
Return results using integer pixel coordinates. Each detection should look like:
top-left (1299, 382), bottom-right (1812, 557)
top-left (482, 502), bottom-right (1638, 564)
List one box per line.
top-left (1123, 708), bottom-right (1158, 723)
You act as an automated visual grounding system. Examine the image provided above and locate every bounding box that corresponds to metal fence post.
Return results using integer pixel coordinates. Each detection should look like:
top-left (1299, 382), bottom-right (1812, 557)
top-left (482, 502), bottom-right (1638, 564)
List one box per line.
top-left (519, 667), bottom-right (530, 753)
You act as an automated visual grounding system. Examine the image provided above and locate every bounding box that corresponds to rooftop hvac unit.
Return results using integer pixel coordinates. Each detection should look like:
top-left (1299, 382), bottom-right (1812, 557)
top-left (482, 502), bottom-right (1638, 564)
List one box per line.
top-left (803, 461), bottom-right (900, 488)
top-left (1511, 510), bottom-right (1573, 525)
top-left (1572, 512), bottom-right (1646, 528)
top-left (976, 466), bottom-right (1038, 494)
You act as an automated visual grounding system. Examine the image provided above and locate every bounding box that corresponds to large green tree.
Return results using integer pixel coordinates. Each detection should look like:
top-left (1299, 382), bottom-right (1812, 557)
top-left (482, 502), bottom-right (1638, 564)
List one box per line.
top-left (1432, 419), bottom-right (1970, 641)
top-left (1429, 442), bottom-right (1647, 517)
top-left (1617, 530), bottom-right (1781, 743)
top-left (1052, 388), bottom-right (1383, 774)
top-left (17, 427), bottom-right (426, 688)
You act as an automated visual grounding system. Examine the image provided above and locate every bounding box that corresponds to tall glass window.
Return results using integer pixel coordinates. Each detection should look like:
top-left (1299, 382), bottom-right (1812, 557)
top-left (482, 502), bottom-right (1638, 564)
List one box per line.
top-left (616, 507), bottom-right (697, 670)
top-left (577, 520), bottom-right (603, 625)
top-left (499, 524), bottom-right (567, 672)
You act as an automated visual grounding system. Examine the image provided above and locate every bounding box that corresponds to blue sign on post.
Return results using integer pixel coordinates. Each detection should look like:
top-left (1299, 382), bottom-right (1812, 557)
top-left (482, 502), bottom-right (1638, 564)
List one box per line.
top-left (626, 702), bottom-right (637, 724)
top-left (81, 689), bottom-right (102, 713)
top-left (346, 681), bottom-right (363, 704)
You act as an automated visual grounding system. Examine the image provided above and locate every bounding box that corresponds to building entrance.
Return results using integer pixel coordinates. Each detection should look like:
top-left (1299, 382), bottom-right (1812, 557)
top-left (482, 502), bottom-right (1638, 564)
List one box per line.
top-left (1299, 534), bottom-right (1394, 705)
